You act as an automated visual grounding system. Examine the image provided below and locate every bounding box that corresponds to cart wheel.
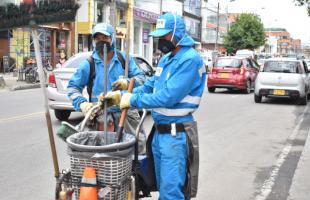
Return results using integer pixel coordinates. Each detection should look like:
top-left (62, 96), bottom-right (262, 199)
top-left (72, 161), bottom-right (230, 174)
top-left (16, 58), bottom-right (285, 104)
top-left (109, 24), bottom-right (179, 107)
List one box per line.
top-left (55, 180), bottom-right (61, 200)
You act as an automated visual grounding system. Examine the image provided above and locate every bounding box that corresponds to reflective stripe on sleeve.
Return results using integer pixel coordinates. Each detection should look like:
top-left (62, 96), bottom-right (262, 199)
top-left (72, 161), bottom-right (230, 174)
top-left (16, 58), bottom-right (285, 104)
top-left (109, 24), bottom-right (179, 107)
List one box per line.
top-left (68, 88), bottom-right (83, 100)
top-left (199, 65), bottom-right (206, 77)
top-left (69, 93), bottom-right (83, 100)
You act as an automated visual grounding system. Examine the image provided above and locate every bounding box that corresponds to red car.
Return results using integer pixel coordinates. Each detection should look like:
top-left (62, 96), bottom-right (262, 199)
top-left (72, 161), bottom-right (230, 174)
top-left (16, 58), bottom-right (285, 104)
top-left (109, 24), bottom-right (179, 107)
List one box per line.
top-left (207, 56), bottom-right (260, 93)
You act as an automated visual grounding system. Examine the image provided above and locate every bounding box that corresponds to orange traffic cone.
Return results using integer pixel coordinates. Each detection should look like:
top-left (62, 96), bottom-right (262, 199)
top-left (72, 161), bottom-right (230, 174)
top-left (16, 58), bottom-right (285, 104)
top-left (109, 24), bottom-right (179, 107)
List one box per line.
top-left (79, 167), bottom-right (98, 200)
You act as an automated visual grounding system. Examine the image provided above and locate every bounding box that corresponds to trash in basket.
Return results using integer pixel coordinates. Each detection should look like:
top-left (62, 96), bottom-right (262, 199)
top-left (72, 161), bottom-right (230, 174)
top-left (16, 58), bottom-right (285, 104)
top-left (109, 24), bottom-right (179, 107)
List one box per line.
top-left (66, 131), bottom-right (136, 200)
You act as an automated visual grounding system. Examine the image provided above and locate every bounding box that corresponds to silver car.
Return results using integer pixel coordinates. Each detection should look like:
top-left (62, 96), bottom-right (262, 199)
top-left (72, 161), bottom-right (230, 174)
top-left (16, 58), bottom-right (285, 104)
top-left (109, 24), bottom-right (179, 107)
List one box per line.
top-left (254, 58), bottom-right (310, 105)
top-left (46, 51), bottom-right (154, 121)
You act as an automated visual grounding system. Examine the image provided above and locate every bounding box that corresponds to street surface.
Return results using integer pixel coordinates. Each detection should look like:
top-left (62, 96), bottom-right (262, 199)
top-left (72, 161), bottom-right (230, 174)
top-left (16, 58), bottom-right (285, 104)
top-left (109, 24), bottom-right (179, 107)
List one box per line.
top-left (0, 88), bottom-right (310, 200)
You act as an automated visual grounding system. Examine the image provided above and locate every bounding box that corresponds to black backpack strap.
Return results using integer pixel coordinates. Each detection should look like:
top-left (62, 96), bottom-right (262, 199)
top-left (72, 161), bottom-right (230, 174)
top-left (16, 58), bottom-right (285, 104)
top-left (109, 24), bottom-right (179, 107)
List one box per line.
top-left (116, 50), bottom-right (126, 70)
top-left (87, 56), bottom-right (95, 102)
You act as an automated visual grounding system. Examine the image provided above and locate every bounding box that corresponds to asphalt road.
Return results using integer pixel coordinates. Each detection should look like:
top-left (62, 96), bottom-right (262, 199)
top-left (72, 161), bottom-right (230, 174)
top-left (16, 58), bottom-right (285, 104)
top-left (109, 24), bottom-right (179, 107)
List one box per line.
top-left (0, 88), bottom-right (309, 200)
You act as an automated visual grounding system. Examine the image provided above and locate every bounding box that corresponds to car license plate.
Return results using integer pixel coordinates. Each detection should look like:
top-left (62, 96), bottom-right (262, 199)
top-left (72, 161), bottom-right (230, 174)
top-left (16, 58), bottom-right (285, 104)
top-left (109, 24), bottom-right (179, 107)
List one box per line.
top-left (273, 89), bottom-right (285, 96)
top-left (219, 73), bottom-right (230, 78)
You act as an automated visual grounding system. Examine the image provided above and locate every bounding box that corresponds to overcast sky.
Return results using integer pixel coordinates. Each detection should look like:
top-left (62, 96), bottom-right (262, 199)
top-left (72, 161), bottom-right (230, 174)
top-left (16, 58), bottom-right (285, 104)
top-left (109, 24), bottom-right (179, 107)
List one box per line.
top-left (209, 0), bottom-right (310, 44)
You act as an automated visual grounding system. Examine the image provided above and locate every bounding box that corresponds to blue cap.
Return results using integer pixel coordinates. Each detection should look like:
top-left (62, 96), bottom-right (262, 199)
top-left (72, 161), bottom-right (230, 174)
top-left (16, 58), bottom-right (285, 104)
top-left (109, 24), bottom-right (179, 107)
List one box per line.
top-left (149, 13), bottom-right (184, 38)
top-left (92, 23), bottom-right (114, 38)
top-left (149, 13), bottom-right (194, 47)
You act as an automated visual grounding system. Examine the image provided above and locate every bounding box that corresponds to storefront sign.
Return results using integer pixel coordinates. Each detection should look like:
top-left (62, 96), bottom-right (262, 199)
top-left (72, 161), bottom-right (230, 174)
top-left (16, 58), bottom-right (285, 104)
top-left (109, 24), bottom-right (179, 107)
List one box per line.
top-left (133, 7), bottom-right (159, 24)
top-left (142, 29), bottom-right (150, 43)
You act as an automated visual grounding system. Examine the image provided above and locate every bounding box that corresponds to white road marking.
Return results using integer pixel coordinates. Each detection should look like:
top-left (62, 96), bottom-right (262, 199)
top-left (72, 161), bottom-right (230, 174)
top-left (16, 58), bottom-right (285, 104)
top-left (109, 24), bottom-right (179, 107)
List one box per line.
top-left (0, 111), bottom-right (44, 123)
top-left (254, 106), bottom-right (309, 200)
top-left (231, 95), bottom-right (239, 98)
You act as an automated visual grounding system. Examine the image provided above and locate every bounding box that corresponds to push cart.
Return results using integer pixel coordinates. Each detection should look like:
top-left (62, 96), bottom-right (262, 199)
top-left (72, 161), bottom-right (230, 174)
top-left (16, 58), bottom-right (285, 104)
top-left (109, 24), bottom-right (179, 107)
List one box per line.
top-left (55, 103), bottom-right (150, 200)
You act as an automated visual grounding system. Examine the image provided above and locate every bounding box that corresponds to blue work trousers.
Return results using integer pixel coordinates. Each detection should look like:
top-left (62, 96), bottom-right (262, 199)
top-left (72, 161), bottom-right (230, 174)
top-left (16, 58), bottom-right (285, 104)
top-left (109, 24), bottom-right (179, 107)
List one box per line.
top-left (152, 131), bottom-right (188, 200)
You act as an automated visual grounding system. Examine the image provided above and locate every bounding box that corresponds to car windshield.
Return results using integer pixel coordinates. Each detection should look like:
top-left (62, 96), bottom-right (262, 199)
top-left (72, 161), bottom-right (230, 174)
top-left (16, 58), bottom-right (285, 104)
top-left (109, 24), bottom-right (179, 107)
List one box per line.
top-left (63, 54), bottom-right (89, 68)
top-left (263, 61), bottom-right (300, 73)
top-left (215, 58), bottom-right (241, 68)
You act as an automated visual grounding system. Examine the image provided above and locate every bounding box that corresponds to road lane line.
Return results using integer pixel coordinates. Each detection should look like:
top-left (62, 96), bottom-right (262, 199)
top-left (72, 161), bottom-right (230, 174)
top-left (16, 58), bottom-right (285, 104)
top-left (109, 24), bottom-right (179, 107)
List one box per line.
top-left (254, 106), bottom-right (309, 200)
top-left (0, 111), bottom-right (44, 123)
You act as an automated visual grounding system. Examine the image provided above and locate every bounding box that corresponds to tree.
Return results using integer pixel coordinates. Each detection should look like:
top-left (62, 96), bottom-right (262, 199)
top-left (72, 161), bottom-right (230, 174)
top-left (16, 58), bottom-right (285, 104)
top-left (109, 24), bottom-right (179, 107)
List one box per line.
top-left (223, 13), bottom-right (266, 54)
top-left (295, 0), bottom-right (310, 16)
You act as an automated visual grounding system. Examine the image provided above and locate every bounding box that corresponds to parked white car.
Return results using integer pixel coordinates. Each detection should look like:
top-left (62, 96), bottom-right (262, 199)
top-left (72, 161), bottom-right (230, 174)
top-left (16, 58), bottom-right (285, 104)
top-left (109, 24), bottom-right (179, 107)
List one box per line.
top-left (254, 58), bottom-right (310, 105)
top-left (236, 49), bottom-right (255, 59)
top-left (46, 51), bottom-right (154, 121)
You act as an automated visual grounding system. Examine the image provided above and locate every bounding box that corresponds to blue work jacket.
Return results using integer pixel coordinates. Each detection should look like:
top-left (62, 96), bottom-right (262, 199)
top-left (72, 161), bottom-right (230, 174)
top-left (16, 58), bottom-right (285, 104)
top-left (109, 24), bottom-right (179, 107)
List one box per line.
top-left (131, 46), bottom-right (206, 124)
top-left (67, 50), bottom-right (145, 111)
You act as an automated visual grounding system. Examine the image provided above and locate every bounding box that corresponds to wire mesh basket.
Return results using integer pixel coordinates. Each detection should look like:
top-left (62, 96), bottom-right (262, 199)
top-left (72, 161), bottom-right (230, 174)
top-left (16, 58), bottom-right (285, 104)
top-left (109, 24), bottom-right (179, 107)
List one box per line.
top-left (66, 131), bottom-right (136, 200)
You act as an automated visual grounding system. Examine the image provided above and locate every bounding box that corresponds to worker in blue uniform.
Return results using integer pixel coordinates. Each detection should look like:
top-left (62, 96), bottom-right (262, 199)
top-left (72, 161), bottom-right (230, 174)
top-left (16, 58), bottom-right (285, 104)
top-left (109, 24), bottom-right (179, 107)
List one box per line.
top-left (67, 23), bottom-right (146, 153)
top-left (101, 13), bottom-right (206, 199)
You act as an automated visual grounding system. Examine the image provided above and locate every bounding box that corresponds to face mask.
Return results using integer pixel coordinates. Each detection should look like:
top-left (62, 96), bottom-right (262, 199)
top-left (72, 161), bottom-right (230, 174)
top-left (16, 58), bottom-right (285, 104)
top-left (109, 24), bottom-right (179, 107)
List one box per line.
top-left (95, 41), bottom-right (112, 54)
top-left (158, 38), bottom-right (175, 54)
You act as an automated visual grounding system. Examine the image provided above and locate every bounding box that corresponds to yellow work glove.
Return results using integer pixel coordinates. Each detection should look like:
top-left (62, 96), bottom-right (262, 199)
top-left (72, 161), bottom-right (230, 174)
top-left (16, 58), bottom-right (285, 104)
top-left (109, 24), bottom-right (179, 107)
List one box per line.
top-left (120, 93), bottom-right (132, 109)
top-left (98, 90), bottom-right (121, 108)
top-left (112, 78), bottom-right (129, 91)
top-left (79, 102), bottom-right (93, 115)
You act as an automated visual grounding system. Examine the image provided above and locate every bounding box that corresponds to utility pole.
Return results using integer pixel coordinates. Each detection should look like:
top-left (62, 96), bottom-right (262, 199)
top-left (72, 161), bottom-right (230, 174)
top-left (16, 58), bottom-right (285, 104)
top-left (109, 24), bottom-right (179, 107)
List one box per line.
top-left (160, 0), bottom-right (163, 14)
top-left (125, 0), bottom-right (133, 77)
top-left (110, 0), bottom-right (117, 27)
top-left (215, 2), bottom-right (219, 52)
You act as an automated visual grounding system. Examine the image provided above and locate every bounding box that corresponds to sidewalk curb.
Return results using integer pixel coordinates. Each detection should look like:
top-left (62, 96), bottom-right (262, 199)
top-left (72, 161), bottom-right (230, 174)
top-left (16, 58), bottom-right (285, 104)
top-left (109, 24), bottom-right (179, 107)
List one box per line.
top-left (10, 83), bottom-right (41, 91)
top-left (288, 128), bottom-right (310, 200)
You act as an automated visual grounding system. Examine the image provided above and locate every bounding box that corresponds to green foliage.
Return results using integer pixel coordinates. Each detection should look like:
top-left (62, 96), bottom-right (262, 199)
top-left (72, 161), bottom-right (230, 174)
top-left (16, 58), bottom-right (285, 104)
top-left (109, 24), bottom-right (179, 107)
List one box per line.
top-left (0, 1), bottom-right (79, 30)
top-left (295, 0), bottom-right (310, 16)
top-left (223, 13), bottom-right (266, 54)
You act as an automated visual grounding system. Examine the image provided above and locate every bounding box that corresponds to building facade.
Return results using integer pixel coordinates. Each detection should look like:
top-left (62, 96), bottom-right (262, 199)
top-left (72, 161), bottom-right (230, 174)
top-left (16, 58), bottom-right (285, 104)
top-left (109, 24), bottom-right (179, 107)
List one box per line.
top-left (201, 2), bottom-right (228, 53)
top-left (264, 28), bottom-right (302, 56)
top-left (183, 0), bottom-right (202, 46)
top-left (0, 0), bottom-right (75, 70)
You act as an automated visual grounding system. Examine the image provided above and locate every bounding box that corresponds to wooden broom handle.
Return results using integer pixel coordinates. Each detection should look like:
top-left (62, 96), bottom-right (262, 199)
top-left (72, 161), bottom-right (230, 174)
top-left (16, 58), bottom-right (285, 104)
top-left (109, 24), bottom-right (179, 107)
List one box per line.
top-left (118, 78), bottom-right (135, 127)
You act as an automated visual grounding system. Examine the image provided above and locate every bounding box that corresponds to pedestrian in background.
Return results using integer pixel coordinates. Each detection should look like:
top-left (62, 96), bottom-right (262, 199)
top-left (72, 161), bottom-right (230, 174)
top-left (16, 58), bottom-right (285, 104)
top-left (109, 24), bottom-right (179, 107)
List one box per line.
top-left (56, 49), bottom-right (67, 68)
top-left (102, 13), bottom-right (206, 199)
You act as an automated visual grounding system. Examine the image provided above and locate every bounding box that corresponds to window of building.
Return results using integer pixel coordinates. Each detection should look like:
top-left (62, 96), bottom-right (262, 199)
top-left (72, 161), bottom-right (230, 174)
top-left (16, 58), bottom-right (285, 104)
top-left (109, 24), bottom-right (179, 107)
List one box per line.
top-left (184, 16), bottom-right (201, 41)
top-left (184, 0), bottom-right (201, 16)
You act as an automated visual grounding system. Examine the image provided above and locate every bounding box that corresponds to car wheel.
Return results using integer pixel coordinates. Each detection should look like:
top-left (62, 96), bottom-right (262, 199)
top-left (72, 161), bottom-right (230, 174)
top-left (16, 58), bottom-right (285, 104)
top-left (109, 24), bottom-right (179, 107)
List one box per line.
top-left (208, 87), bottom-right (216, 93)
top-left (244, 80), bottom-right (251, 94)
top-left (54, 110), bottom-right (71, 121)
top-left (254, 94), bottom-right (262, 103)
top-left (299, 95), bottom-right (307, 105)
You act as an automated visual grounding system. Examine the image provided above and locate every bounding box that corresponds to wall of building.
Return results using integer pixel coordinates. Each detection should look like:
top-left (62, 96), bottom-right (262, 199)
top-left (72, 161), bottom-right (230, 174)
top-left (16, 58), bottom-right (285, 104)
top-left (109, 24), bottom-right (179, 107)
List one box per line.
top-left (183, 0), bottom-right (202, 42)
top-left (132, 5), bottom-right (159, 64)
top-left (201, 2), bottom-right (228, 52)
